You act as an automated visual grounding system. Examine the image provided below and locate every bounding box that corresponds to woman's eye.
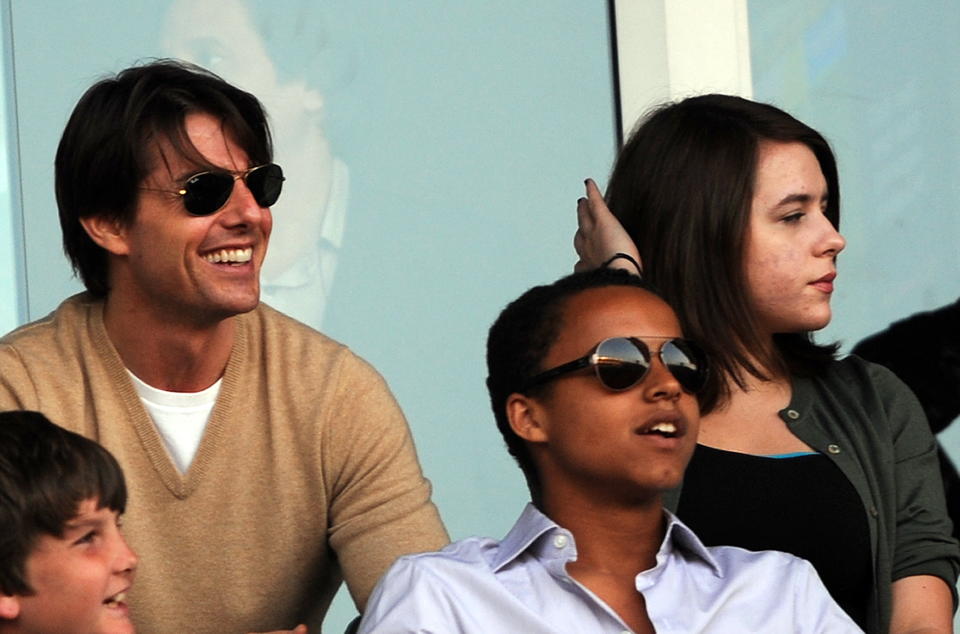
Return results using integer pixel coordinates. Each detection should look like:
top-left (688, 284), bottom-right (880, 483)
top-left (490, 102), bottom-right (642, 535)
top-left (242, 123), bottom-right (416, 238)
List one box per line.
top-left (782, 212), bottom-right (804, 223)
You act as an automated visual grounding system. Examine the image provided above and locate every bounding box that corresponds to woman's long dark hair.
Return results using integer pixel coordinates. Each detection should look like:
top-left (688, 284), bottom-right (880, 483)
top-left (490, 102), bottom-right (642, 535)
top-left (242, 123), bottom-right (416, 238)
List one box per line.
top-left (606, 94), bottom-right (840, 411)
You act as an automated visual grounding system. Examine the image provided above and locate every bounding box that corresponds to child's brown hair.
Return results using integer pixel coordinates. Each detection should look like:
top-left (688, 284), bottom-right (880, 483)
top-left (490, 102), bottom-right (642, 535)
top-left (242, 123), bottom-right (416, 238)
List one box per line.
top-left (0, 411), bottom-right (127, 595)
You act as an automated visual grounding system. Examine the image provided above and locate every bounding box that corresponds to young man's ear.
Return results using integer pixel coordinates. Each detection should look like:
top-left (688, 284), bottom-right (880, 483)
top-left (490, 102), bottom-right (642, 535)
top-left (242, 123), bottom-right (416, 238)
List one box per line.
top-left (506, 393), bottom-right (549, 444)
top-left (0, 594), bottom-right (21, 620)
top-left (78, 214), bottom-right (130, 256)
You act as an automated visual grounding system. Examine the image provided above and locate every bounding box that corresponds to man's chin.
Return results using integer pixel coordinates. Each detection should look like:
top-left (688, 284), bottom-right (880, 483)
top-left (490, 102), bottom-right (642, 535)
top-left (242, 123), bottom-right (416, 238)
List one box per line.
top-left (210, 287), bottom-right (262, 317)
top-left (233, 299), bottom-right (261, 315)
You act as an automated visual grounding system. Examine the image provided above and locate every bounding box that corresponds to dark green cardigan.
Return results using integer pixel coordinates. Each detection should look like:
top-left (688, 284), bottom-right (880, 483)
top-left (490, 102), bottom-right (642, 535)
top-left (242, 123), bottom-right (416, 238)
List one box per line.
top-left (665, 356), bottom-right (960, 634)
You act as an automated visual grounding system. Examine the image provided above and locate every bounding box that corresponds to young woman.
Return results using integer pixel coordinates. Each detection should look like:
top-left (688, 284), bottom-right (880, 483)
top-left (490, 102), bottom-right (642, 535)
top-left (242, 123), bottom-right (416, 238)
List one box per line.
top-left (574, 94), bottom-right (958, 633)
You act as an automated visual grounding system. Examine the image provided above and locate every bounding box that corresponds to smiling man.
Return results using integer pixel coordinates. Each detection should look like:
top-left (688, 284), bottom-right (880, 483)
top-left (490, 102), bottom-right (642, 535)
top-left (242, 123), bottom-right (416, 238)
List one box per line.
top-left (358, 269), bottom-right (859, 633)
top-left (0, 60), bottom-right (447, 633)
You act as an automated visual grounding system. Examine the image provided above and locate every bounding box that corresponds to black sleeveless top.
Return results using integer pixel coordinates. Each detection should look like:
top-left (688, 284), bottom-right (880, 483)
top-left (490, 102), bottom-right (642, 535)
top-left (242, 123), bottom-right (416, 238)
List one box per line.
top-left (677, 444), bottom-right (872, 630)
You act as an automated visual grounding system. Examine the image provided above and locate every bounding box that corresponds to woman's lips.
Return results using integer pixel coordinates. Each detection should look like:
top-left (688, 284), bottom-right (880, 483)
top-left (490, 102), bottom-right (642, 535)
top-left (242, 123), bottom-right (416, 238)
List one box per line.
top-left (810, 272), bottom-right (836, 293)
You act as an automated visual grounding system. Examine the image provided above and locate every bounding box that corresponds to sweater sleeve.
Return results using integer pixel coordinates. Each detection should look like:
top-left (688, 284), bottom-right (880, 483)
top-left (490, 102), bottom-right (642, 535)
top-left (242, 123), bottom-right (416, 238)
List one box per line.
top-left (873, 364), bottom-right (960, 592)
top-left (320, 350), bottom-right (449, 610)
top-left (0, 342), bottom-right (40, 410)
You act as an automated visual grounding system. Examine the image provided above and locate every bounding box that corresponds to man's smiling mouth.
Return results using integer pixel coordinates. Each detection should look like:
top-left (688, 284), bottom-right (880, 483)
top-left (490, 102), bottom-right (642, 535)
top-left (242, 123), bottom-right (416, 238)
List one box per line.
top-left (202, 247), bottom-right (252, 264)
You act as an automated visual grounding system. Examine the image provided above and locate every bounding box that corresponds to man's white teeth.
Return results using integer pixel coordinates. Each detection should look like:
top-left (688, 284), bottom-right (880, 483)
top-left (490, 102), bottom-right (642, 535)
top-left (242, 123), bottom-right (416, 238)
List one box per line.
top-left (203, 247), bottom-right (252, 264)
top-left (649, 422), bottom-right (677, 435)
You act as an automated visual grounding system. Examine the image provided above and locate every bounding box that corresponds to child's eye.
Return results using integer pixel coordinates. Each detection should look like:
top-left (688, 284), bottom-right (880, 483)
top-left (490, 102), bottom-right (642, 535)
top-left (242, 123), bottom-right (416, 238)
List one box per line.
top-left (74, 530), bottom-right (98, 546)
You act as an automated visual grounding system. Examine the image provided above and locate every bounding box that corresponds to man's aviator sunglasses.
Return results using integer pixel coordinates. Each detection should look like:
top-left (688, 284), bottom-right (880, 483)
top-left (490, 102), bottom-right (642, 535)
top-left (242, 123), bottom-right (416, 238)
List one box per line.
top-left (143, 163), bottom-right (285, 216)
top-left (521, 336), bottom-right (708, 394)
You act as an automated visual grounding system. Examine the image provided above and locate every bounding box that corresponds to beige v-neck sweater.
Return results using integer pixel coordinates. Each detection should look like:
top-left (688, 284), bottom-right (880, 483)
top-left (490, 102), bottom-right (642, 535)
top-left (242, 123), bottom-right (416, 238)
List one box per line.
top-left (0, 294), bottom-right (448, 633)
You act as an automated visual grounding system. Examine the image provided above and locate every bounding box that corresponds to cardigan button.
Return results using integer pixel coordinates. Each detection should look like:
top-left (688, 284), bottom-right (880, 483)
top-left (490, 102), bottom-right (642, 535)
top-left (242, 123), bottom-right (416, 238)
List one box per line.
top-left (827, 444), bottom-right (841, 454)
top-left (870, 506), bottom-right (879, 517)
top-left (785, 409), bottom-right (800, 420)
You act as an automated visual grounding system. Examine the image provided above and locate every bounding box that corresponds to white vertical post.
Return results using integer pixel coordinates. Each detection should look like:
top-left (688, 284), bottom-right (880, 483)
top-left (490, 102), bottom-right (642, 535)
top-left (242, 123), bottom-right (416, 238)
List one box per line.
top-left (613, 0), bottom-right (752, 140)
top-left (0, 0), bottom-right (26, 332)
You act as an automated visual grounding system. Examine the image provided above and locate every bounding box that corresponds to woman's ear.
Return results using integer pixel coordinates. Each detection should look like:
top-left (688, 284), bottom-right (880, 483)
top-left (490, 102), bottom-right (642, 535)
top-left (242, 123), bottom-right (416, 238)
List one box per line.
top-left (506, 393), bottom-right (549, 444)
top-left (0, 594), bottom-right (21, 620)
top-left (78, 214), bottom-right (131, 256)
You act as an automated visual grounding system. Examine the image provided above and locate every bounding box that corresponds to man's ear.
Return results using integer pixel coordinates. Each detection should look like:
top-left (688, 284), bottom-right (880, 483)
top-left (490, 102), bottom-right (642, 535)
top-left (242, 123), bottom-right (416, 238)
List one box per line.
top-left (506, 393), bottom-right (549, 444)
top-left (78, 214), bottom-right (130, 256)
top-left (0, 594), bottom-right (20, 620)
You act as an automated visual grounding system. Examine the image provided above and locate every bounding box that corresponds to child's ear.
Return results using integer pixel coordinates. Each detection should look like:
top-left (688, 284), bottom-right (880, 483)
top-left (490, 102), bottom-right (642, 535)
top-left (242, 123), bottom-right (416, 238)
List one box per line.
top-left (506, 393), bottom-right (549, 444)
top-left (0, 594), bottom-right (20, 620)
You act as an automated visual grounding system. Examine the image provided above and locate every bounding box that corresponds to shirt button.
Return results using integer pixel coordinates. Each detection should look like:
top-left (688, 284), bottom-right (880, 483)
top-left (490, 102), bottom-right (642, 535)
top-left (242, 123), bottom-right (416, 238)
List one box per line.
top-left (827, 444), bottom-right (841, 454)
top-left (785, 409), bottom-right (800, 420)
top-left (870, 506), bottom-right (879, 517)
top-left (553, 534), bottom-right (568, 548)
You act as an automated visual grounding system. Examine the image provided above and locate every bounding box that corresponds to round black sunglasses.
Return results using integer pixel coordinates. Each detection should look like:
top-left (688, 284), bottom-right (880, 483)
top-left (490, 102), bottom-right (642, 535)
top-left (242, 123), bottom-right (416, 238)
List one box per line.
top-left (521, 336), bottom-right (708, 394)
top-left (142, 163), bottom-right (285, 216)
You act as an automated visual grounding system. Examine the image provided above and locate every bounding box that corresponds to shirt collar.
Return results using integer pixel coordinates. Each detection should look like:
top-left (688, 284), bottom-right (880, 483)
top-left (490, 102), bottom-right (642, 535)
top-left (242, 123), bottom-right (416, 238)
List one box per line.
top-left (492, 503), bottom-right (723, 577)
top-left (660, 510), bottom-right (723, 577)
top-left (491, 503), bottom-right (558, 571)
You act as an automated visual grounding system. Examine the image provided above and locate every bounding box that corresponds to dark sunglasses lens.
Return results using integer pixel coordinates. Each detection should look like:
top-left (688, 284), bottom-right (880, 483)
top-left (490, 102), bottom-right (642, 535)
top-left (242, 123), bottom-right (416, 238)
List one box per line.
top-left (662, 340), bottom-right (707, 393)
top-left (246, 163), bottom-right (284, 207)
top-left (183, 172), bottom-right (234, 216)
top-left (594, 337), bottom-right (650, 390)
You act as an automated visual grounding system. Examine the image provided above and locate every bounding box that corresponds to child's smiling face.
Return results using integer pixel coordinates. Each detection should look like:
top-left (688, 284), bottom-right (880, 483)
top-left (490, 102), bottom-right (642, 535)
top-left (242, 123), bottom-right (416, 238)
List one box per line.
top-left (10, 498), bottom-right (138, 633)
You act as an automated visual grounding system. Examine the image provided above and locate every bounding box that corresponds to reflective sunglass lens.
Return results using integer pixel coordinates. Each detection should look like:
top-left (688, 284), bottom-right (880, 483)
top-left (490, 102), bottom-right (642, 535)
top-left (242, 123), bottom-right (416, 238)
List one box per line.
top-left (661, 340), bottom-right (707, 393)
top-left (184, 172), bottom-right (234, 216)
top-left (595, 338), bottom-right (650, 390)
top-left (597, 361), bottom-right (646, 390)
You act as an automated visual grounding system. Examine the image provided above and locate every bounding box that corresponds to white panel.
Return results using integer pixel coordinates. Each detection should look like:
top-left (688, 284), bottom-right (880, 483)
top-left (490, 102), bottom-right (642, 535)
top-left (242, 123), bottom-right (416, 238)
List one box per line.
top-left (614, 0), bottom-right (751, 139)
top-left (0, 0), bottom-right (25, 332)
top-left (613, 0), bottom-right (669, 138)
top-left (664, 0), bottom-right (752, 99)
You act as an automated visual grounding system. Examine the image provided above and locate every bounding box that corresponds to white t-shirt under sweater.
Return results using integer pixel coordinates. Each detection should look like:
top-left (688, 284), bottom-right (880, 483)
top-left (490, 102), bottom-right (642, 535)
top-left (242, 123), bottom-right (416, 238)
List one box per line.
top-left (127, 369), bottom-right (220, 473)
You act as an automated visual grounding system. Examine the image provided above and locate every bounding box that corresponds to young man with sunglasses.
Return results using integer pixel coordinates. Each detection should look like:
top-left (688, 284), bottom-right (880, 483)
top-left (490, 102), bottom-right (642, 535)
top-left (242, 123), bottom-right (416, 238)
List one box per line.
top-left (0, 60), bottom-right (447, 633)
top-left (358, 269), bottom-right (859, 633)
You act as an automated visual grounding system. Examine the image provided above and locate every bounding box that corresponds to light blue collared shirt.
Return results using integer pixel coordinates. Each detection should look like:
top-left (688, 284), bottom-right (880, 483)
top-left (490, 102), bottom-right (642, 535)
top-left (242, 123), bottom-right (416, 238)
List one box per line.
top-left (358, 504), bottom-right (861, 633)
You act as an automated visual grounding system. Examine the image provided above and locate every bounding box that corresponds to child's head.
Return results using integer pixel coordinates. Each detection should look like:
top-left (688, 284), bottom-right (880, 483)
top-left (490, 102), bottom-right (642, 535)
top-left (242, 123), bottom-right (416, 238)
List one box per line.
top-left (0, 410), bottom-right (137, 633)
top-left (486, 269), bottom-right (708, 503)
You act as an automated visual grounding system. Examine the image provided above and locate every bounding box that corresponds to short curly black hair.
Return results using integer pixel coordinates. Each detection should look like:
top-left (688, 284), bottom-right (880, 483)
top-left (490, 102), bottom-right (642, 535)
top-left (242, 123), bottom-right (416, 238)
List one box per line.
top-left (485, 268), bottom-right (656, 500)
top-left (0, 411), bottom-right (127, 595)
